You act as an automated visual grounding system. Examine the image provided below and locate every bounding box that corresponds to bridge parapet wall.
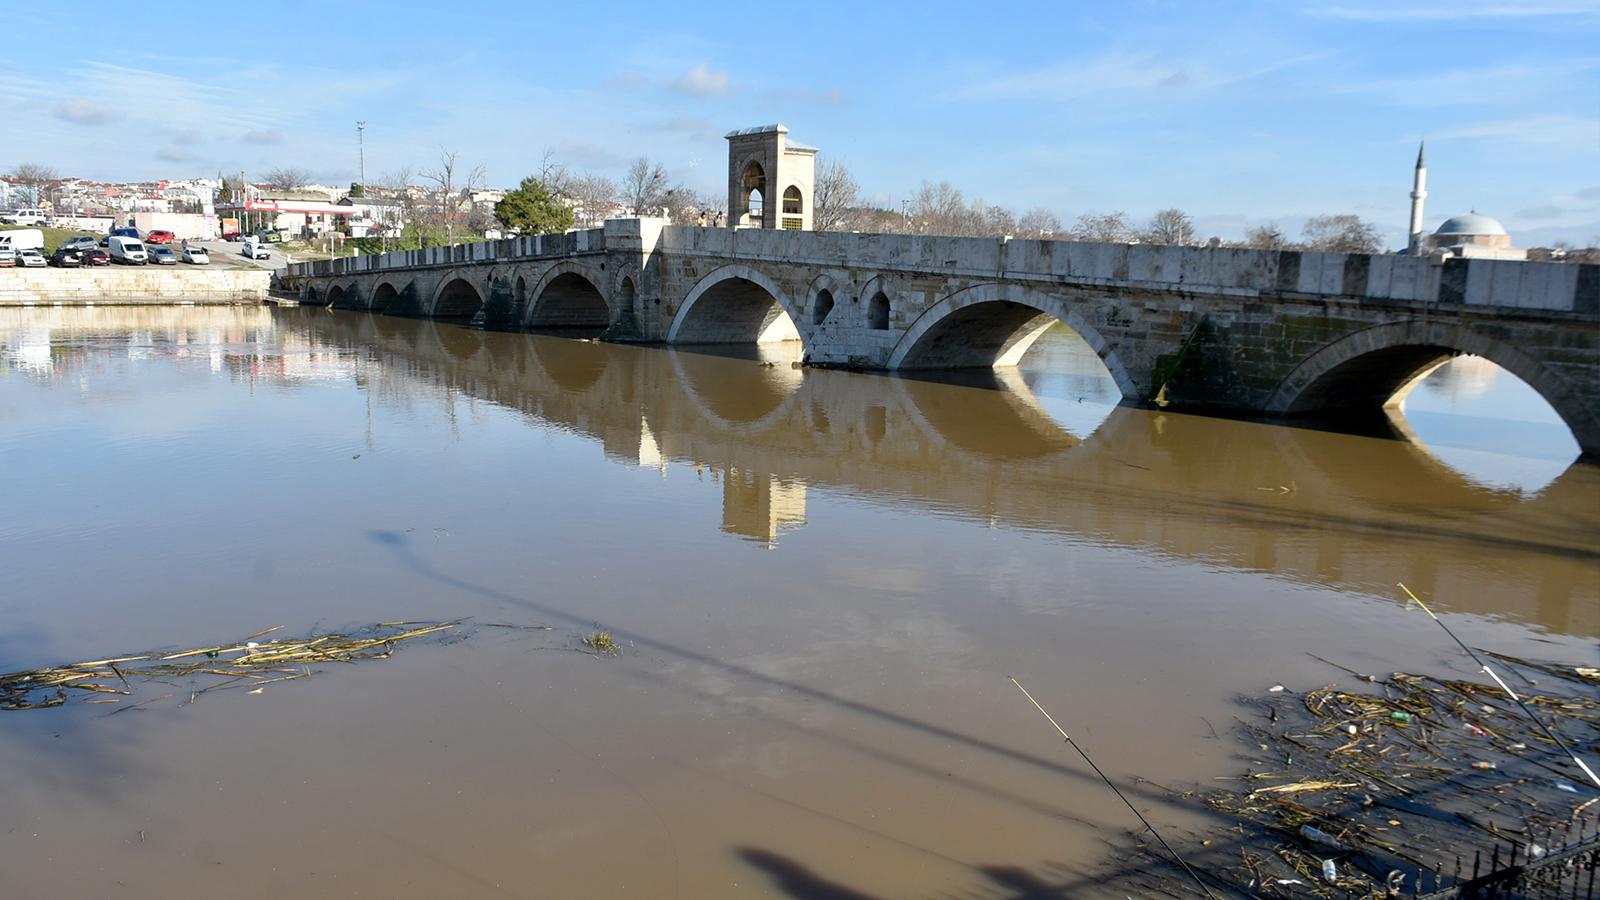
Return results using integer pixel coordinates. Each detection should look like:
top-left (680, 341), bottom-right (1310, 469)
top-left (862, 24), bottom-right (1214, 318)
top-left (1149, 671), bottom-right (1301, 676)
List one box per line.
top-left (283, 227), bottom-right (608, 280)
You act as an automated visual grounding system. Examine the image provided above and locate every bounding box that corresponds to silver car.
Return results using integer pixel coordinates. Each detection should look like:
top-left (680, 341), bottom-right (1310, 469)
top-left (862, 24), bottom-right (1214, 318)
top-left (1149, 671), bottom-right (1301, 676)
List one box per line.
top-left (181, 246), bottom-right (210, 265)
top-left (60, 236), bottom-right (100, 252)
top-left (16, 248), bottom-right (47, 267)
top-left (148, 246), bottom-right (179, 265)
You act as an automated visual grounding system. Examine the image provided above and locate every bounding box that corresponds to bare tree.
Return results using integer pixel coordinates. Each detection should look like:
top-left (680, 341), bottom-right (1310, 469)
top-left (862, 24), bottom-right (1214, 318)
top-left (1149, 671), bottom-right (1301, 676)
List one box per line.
top-left (812, 158), bottom-right (859, 232)
top-left (421, 149), bottom-right (485, 247)
top-left (568, 174), bottom-right (618, 228)
top-left (1142, 208), bottom-right (1196, 246)
top-left (1240, 222), bottom-right (1288, 251)
top-left (1071, 211), bottom-right (1134, 243)
top-left (1017, 207), bottom-right (1062, 239)
top-left (534, 148), bottom-right (572, 198)
top-left (9, 163), bottom-right (58, 205)
top-left (262, 167), bottom-right (313, 191)
top-left (1302, 214), bottom-right (1382, 254)
top-left (621, 158), bottom-right (669, 214)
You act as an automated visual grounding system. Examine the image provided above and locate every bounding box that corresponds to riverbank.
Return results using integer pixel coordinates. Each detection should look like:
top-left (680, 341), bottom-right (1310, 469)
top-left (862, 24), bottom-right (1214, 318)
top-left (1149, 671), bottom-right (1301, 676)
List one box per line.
top-left (0, 268), bottom-right (272, 305)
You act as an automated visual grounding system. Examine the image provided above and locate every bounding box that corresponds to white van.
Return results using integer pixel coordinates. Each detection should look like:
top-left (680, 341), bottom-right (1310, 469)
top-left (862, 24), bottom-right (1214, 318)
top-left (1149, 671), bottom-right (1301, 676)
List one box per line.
top-left (0, 209), bottom-right (46, 226)
top-left (107, 235), bottom-right (149, 265)
top-left (0, 229), bottom-right (46, 252)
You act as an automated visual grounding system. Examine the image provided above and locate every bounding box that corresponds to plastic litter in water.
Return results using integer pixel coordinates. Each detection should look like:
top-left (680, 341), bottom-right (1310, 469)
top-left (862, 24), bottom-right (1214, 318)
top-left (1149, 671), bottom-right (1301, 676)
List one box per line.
top-left (1300, 824), bottom-right (1342, 849)
top-left (1344, 724), bottom-right (1357, 735)
top-left (1556, 781), bottom-right (1579, 793)
top-left (1470, 761), bottom-right (1496, 770)
top-left (1268, 684), bottom-right (1286, 693)
top-left (1389, 711), bottom-right (1412, 724)
top-left (1321, 859), bottom-right (1338, 883)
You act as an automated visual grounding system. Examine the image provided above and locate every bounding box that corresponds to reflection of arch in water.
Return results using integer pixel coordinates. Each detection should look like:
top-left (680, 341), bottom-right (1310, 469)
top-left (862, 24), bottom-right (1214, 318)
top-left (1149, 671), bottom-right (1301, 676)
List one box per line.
top-left (887, 283), bottom-right (1136, 400)
top-left (430, 277), bottom-right (485, 320)
top-left (525, 263), bottom-right (610, 335)
top-left (889, 367), bottom-right (1080, 460)
top-left (670, 347), bottom-right (804, 432)
top-left (525, 334), bottom-right (611, 395)
top-left (1266, 320), bottom-right (1596, 457)
top-left (423, 319), bottom-right (485, 363)
top-left (668, 265), bottom-right (804, 347)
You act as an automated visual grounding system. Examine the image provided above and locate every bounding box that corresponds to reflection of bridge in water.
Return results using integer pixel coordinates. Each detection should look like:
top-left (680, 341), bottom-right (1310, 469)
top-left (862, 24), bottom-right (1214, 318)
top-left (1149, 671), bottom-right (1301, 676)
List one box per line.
top-left (289, 310), bottom-right (1599, 637)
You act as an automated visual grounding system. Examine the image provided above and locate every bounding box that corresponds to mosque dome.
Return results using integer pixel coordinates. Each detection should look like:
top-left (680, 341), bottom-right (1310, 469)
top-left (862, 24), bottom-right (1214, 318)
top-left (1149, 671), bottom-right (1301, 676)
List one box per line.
top-left (1434, 212), bottom-right (1507, 237)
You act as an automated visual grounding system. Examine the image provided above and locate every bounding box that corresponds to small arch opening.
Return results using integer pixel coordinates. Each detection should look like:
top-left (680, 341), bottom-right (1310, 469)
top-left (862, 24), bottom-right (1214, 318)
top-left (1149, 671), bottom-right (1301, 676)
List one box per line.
top-left (515, 276), bottom-right (527, 307)
top-left (325, 285), bottom-right (344, 308)
top-left (867, 292), bottom-right (890, 330)
top-left (813, 289), bottom-right (835, 325)
top-left (527, 272), bottom-right (610, 337)
top-left (619, 276), bottom-right (637, 311)
top-left (782, 185), bottom-right (802, 215)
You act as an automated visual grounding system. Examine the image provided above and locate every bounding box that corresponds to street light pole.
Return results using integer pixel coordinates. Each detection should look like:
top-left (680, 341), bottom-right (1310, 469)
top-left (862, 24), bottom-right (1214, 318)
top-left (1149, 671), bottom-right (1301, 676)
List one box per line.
top-left (356, 121), bottom-right (366, 192)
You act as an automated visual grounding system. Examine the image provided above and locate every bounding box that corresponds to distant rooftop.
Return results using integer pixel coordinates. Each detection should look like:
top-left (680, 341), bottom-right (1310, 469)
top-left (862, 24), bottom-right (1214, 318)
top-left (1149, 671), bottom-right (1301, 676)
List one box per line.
top-left (725, 124), bottom-right (787, 138)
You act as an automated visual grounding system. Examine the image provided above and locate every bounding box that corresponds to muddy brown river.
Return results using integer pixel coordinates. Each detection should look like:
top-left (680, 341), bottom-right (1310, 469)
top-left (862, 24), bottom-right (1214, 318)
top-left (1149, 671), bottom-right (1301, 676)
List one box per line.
top-left (1, 306), bottom-right (1595, 898)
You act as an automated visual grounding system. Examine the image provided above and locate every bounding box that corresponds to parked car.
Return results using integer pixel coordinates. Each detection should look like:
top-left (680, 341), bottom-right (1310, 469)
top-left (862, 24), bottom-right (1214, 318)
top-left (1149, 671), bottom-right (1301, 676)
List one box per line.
top-left (49, 248), bottom-right (84, 267)
top-left (59, 236), bottom-right (101, 252)
top-left (146, 230), bottom-right (176, 244)
top-left (0, 248), bottom-right (15, 267)
top-left (107, 235), bottom-right (149, 265)
top-left (80, 248), bottom-right (110, 266)
top-left (16, 248), bottom-right (47, 267)
top-left (241, 238), bottom-right (270, 260)
top-left (100, 226), bottom-right (140, 247)
top-left (181, 246), bottom-right (210, 265)
top-left (148, 246), bottom-right (178, 265)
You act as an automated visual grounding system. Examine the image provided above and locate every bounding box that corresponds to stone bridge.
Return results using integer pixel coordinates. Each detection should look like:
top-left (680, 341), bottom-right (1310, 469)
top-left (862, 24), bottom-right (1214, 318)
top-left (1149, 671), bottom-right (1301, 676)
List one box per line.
top-left (280, 219), bottom-right (1600, 455)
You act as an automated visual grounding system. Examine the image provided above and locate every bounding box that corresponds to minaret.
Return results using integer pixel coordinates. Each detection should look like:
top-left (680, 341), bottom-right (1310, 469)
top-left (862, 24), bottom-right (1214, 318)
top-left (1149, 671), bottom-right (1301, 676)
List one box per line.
top-left (1408, 141), bottom-right (1427, 254)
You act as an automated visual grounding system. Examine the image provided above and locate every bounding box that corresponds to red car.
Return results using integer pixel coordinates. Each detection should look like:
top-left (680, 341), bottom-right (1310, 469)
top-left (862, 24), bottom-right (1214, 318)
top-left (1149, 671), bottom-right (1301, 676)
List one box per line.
top-left (146, 230), bottom-right (176, 244)
top-left (80, 248), bottom-right (111, 266)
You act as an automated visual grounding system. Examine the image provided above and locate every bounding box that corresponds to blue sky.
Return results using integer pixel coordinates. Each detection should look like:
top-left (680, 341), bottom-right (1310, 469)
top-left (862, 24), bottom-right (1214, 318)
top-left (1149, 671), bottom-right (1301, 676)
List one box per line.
top-left (4, 0), bottom-right (1597, 246)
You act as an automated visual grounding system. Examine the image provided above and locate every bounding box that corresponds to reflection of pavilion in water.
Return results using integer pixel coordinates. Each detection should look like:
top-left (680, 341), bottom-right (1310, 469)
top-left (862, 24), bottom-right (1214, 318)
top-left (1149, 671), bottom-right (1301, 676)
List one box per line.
top-left (719, 467), bottom-right (807, 547)
top-left (83, 308), bottom-right (1598, 637)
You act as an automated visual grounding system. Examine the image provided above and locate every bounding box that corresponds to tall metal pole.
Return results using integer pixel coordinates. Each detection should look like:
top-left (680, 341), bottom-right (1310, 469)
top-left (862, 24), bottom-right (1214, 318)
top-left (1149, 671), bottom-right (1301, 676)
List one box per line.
top-left (356, 121), bottom-right (366, 192)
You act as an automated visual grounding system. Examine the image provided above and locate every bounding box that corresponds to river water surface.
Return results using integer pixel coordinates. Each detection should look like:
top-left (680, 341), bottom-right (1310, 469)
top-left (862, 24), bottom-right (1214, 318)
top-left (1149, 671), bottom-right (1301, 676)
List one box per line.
top-left (1, 307), bottom-right (1595, 898)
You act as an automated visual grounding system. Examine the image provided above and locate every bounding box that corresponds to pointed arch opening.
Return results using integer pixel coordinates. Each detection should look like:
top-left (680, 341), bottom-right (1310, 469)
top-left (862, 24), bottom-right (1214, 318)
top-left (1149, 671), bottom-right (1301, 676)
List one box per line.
top-left (739, 161), bottom-right (767, 228)
top-left (813, 288), bottom-right (835, 325)
top-left (669, 267), bottom-right (802, 347)
top-left (325, 285), bottom-right (344, 308)
top-left (867, 292), bottom-right (891, 330)
top-left (433, 278), bottom-right (484, 320)
top-left (782, 185), bottom-right (802, 215)
top-left (527, 271), bottom-right (610, 337)
top-left (1269, 321), bottom-right (1590, 489)
top-left (370, 281), bottom-right (400, 312)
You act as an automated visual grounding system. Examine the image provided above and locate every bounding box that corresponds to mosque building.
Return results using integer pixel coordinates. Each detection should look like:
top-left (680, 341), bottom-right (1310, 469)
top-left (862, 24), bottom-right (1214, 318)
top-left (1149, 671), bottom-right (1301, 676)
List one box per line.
top-left (1406, 143), bottom-right (1527, 260)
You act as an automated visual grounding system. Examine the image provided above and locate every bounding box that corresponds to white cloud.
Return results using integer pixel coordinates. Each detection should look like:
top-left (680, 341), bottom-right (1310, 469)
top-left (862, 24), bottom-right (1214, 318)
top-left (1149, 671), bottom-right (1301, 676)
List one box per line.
top-left (54, 97), bottom-right (121, 125)
top-left (669, 63), bottom-right (731, 97)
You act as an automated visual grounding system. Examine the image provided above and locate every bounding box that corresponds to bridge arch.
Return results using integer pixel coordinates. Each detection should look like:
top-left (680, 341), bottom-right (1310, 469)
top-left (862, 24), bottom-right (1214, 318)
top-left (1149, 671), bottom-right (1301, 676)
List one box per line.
top-left (430, 276), bottom-right (485, 320)
top-left (1266, 319), bottom-right (1599, 454)
top-left (668, 264), bottom-right (804, 346)
top-left (524, 262), bottom-right (610, 335)
top-left (886, 282), bottom-right (1138, 399)
top-left (369, 280), bottom-right (402, 312)
top-left (325, 284), bottom-right (345, 308)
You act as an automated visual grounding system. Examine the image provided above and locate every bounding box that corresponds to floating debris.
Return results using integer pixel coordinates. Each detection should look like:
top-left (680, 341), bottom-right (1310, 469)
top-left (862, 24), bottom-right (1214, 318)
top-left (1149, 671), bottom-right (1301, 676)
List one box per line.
top-left (582, 631), bottom-right (620, 655)
top-left (0, 621), bottom-right (462, 712)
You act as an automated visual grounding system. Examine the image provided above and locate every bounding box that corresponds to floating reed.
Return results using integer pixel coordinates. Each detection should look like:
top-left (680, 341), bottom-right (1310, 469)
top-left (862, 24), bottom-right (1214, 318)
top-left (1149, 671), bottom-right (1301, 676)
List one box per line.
top-left (0, 620), bottom-right (462, 712)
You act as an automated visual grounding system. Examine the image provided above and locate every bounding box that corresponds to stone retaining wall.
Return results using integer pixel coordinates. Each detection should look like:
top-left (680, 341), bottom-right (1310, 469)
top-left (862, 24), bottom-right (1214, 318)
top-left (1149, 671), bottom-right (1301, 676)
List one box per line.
top-left (0, 268), bottom-right (272, 305)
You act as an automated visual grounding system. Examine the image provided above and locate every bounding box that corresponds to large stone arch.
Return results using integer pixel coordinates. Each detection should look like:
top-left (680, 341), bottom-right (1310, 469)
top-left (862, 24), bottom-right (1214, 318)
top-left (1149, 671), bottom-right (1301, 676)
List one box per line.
top-left (1266, 319), bottom-right (1600, 455)
top-left (667, 264), bottom-right (805, 346)
top-left (524, 261), bottom-right (611, 335)
top-left (429, 275), bottom-right (486, 319)
top-left (886, 282), bottom-right (1138, 399)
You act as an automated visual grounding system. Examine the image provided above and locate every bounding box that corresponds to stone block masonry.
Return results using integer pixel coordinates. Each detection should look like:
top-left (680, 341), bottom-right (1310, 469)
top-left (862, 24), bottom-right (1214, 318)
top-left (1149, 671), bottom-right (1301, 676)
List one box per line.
top-left (0, 269), bottom-right (272, 306)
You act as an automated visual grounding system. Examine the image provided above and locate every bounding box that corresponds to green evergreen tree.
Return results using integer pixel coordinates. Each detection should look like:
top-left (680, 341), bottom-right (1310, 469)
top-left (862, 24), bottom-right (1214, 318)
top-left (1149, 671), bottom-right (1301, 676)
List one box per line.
top-left (494, 178), bottom-right (574, 235)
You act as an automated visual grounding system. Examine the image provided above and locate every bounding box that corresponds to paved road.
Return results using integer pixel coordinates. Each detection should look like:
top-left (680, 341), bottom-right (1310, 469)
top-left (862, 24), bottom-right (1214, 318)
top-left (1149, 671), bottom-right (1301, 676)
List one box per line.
top-left (187, 239), bottom-right (288, 271)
